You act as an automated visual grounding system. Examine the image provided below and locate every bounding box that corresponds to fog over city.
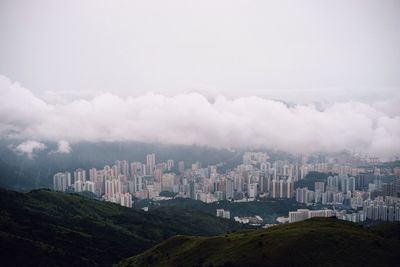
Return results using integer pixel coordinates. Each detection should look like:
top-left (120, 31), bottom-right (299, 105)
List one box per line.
top-left (0, 0), bottom-right (399, 158)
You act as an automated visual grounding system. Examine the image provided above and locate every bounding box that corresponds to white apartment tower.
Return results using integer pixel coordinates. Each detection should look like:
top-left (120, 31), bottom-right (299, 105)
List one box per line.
top-left (53, 172), bottom-right (71, 191)
top-left (74, 168), bottom-right (86, 183)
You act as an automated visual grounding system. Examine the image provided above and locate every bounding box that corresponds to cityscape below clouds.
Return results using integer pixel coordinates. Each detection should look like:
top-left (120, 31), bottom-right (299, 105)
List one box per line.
top-left (1, 1), bottom-right (400, 266)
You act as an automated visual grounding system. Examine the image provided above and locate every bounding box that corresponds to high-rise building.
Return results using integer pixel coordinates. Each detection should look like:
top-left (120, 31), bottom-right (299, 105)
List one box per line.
top-left (130, 162), bottom-right (143, 176)
top-left (260, 162), bottom-right (270, 173)
top-left (348, 176), bottom-right (356, 192)
top-left (248, 183), bottom-right (258, 198)
top-left (74, 180), bottom-right (83, 192)
top-left (53, 172), bottom-right (71, 191)
top-left (271, 179), bottom-right (280, 198)
top-left (279, 180), bottom-right (287, 198)
top-left (120, 193), bottom-right (133, 208)
top-left (315, 181), bottom-right (325, 193)
top-left (154, 168), bottom-right (163, 182)
top-left (289, 209), bottom-right (309, 223)
top-left (89, 168), bottom-right (97, 182)
top-left (103, 165), bottom-right (112, 177)
top-left (118, 160), bottom-right (130, 177)
top-left (356, 173), bottom-right (369, 190)
top-left (234, 174), bottom-right (243, 192)
top-left (161, 173), bottom-right (176, 192)
top-left (383, 183), bottom-right (395, 197)
top-left (189, 180), bottom-right (195, 199)
top-left (146, 153), bottom-right (156, 175)
top-left (114, 160), bottom-right (122, 176)
top-left (216, 209), bottom-right (231, 219)
top-left (289, 209), bottom-right (333, 223)
top-left (112, 165), bottom-right (118, 178)
top-left (225, 178), bottom-right (234, 200)
top-left (105, 178), bottom-right (122, 195)
top-left (74, 168), bottom-right (86, 183)
top-left (167, 159), bottom-right (174, 171)
top-left (287, 179), bottom-right (294, 198)
top-left (192, 161), bottom-right (201, 170)
top-left (214, 191), bottom-right (225, 201)
top-left (134, 176), bottom-right (143, 192)
top-left (259, 175), bottom-right (269, 193)
top-left (178, 161), bottom-right (185, 174)
top-left (296, 187), bottom-right (308, 203)
top-left (85, 181), bottom-right (96, 193)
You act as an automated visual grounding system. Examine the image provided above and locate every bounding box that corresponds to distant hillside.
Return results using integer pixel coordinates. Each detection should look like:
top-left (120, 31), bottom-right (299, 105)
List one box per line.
top-left (134, 197), bottom-right (306, 224)
top-left (119, 217), bottom-right (400, 267)
top-left (0, 188), bottom-right (241, 267)
top-left (294, 171), bottom-right (332, 190)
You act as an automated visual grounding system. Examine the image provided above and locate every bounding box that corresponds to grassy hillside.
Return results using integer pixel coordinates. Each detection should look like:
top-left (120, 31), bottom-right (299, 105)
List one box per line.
top-left (0, 188), bottom-right (241, 267)
top-left (119, 217), bottom-right (400, 267)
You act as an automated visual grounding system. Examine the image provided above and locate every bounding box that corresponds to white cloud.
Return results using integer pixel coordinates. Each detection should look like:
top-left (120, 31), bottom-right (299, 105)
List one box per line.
top-left (0, 75), bottom-right (399, 159)
top-left (13, 140), bottom-right (47, 159)
top-left (56, 140), bottom-right (72, 154)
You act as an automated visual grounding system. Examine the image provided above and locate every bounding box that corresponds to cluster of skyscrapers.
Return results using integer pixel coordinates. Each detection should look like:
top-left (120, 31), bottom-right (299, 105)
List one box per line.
top-left (53, 151), bottom-right (400, 223)
top-left (289, 166), bottom-right (400, 223)
top-left (54, 152), bottom-right (307, 206)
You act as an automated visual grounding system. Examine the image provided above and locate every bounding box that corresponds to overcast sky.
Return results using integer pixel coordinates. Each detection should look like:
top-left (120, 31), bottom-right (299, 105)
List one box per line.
top-left (0, 0), bottom-right (399, 158)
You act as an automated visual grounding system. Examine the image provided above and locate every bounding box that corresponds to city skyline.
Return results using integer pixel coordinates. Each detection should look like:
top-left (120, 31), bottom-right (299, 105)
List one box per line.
top-left (52, 151), bottom-right (400, 224)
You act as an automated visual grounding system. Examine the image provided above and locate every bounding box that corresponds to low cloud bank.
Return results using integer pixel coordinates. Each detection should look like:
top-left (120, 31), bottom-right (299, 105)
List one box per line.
top-left (0, 75), bottom-right (399, 159)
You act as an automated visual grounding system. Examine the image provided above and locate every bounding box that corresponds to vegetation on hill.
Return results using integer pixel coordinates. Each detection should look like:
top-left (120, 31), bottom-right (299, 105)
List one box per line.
top-left (119, 217), bottom-right (400, 267)
top-left (295, 171), bottom-right (332, 190)
top-left (0, 188), bottom-right (241, 267)
top-left (134, 197), bottom-right (307, 224)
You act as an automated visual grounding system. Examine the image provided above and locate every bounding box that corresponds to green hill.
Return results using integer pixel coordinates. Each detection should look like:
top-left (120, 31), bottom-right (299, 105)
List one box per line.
top-left (0, 188), bottom-right (241, 267)
top-left (134, 197), bottom-right (306, 224)
top-left (119, 217), bottom-right (400, 267)
top-left (294, 171), bottom-right (331, 190)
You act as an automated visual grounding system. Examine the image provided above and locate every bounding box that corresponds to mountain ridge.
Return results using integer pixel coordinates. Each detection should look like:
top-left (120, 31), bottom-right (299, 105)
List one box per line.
top-left (118, 217), bottom-right (400, 267)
